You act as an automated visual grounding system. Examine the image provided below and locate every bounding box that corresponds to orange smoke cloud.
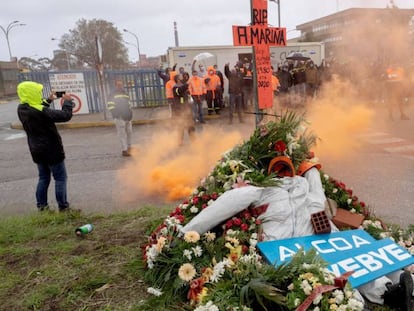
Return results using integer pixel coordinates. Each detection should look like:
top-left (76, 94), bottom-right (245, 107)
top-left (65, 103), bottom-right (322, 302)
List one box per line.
top-left (117, 125), bottom-right (245, 204)
top-left (307, 76), bottom-right (375, 158)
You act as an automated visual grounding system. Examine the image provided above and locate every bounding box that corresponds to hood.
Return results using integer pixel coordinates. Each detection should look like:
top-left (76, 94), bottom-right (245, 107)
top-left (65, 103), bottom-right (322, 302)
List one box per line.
top-left (169, 71), bottom-right (177, 81)
top-left (207, 66), bottom-right (215, 76)
top-left (17, 81), bottom-right (44, 111)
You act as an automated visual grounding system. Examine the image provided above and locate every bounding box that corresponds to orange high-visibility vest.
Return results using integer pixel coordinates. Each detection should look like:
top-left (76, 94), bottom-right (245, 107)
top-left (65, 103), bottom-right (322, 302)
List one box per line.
top-left (188, 76), bottom-right (204, 96)
top-left (205, 74), bottom-right (221, 91)
top-left (272, 75), bottom-right (280, 91)
top-left (165, 71), bottom-right (177, 99)
top-left (386, 67), bottom-right (404, 82)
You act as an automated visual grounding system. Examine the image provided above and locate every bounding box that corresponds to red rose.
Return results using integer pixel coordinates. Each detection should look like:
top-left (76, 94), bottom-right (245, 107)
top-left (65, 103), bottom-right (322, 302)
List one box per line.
top-left (240, 223), bottom-right (249, 231)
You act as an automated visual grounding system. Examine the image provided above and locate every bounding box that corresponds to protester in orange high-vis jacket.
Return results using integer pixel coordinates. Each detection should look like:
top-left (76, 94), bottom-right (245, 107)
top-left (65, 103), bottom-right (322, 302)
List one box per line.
top-left (385, 65), bottom-right (409, 121)
top-left (165, 71), bottom-right (177, 116)
top-left (271, 71), bottom-right (281, 115)
top-left (204, 66), bottom-right (222, 115)
top-left (188, 70), bottom-right (206, 123)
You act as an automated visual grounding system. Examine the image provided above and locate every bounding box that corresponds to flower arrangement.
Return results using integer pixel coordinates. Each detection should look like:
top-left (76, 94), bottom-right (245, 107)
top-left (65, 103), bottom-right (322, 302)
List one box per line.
top-left (141, 112), bottom-right (413, 310)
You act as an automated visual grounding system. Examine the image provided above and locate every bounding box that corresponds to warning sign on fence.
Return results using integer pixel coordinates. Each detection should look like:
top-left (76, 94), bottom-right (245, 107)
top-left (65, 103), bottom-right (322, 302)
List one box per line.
top-left (49, 73), bottom-right (90, 114)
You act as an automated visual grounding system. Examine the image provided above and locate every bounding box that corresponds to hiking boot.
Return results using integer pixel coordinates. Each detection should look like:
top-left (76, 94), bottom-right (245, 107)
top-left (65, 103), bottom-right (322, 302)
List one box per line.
top-left (383, 270), bottom-right (413, 311)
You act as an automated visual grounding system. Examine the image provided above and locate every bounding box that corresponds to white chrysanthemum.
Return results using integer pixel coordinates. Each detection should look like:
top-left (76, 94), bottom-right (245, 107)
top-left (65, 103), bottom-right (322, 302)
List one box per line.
top-left (374, 220), bottom-right (383, 229)
top-left (160, 227), bottom-right (168, 235)
top-left (179, 203), bottom-right (189, 210)
top-left (147, 287), bottom-right (163, 297)
top-left (332, 188), bottom-right (338, 194)
top-left (184, 231), bottom-right (200, 243)
top-left (192, 246), bottom-right (203, 257)
top-left (178, 263), bottom-right (196, 282)
top-left (249, 238), bottom-right (258, 247)
top-left (301, 279), bottom-right (313, 295)
top-left (194, 300), bottom-right (219, 311)
top-left (313, 294), bottom-right (323, 305)
top-left (156, 236), bottom-right (167, 252)
top-left (210, 259), bottom-right (231, 283)
top-left (204, 231), bottom-right (216, 242)
top-left (223, 181), bottom-right (233, 191)
top-left (190, 206), bottom-right (199, 214)
top-left (183, 249), bottom-right (192, 261)
top-left (333, 289), bottom-right (344, 304)
top-left (347, 297), bottom-right (364, 310)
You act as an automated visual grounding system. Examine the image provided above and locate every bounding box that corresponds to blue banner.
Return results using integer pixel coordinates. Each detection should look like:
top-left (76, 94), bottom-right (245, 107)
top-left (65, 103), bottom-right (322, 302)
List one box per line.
top-left (257, 230), bottom-right (414, 288)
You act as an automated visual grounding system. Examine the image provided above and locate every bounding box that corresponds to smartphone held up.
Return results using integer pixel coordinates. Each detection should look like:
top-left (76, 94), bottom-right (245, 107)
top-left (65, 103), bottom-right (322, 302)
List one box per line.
top-left (55, 91), bottom-right (66, 98)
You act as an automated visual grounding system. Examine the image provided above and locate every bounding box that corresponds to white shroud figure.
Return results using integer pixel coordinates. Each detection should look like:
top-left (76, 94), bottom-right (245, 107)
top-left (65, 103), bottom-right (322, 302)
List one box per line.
top-left (182, 167), bottom-right (338, 238)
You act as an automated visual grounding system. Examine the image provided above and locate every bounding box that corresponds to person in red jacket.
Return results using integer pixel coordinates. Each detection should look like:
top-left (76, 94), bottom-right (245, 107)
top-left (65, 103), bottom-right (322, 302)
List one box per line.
top-left (17, 81), bottom-right (74, 212)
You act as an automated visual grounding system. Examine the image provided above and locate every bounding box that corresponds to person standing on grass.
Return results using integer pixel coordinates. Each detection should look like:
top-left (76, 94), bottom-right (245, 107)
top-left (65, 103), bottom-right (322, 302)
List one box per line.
top-left (107, 80), bottom-right (134, 157)
top-left (17, 81), bottom-right (73, 212)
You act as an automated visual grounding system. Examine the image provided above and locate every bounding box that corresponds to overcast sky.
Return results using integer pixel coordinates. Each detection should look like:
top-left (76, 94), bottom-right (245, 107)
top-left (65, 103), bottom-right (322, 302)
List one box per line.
top-left (0, 0), bottom-right (412, 62)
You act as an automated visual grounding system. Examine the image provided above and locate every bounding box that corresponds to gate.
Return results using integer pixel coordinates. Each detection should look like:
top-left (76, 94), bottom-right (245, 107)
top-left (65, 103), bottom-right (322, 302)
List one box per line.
top-left (18, 69), bottom-right (167, 113)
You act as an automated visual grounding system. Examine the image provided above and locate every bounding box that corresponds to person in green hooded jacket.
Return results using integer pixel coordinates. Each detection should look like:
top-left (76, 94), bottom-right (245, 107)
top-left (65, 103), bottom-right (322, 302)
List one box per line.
top-left (17, 81), bottom-right (74, 212)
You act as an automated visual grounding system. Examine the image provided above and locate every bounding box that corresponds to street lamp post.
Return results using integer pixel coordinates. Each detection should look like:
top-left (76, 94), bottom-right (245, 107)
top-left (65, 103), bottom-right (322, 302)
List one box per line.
top-left (0, 21), bottom-right (26, 60)
top-left (123, 28), bottom-right (141, 67)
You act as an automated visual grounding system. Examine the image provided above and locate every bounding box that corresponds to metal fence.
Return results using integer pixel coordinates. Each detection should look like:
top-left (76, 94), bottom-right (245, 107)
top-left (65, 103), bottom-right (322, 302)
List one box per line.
top-left (18, 69), bottom-right (167, 113)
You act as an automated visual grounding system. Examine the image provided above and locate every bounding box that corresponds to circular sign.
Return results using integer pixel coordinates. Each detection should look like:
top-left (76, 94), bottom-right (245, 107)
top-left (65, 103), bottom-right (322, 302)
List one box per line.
top-left (60, 93), bottom-right (82, 114)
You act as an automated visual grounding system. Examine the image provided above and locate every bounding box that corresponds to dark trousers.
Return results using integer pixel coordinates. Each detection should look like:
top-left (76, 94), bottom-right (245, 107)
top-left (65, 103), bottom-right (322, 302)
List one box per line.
top-left (229, 93), bottom-right (243, 123)
top-left (206, 90), bottom-right (221, 114)
top-left (36, 161), bottom-right (69, 210)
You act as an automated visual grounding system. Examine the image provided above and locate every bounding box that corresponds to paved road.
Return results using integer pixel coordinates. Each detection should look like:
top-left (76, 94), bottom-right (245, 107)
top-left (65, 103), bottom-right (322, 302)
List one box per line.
top-left (1, 100), bottom-right (413, 228)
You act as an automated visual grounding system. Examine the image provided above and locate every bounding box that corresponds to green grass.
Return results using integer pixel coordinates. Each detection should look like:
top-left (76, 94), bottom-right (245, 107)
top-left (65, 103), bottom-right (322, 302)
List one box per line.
top-left (0, 206), bottom-right (171, 311)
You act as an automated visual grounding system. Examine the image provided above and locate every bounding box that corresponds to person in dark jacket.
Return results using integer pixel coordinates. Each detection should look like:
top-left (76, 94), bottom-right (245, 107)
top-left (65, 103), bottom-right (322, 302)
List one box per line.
top-left (17, 81), bottom-right (73, 212)
top-left (107, 80), bottom-right (133, 156)
top-left (172, 74), bottom-right (195, 145)
top-left (224, 63), bottom-right (244, 124)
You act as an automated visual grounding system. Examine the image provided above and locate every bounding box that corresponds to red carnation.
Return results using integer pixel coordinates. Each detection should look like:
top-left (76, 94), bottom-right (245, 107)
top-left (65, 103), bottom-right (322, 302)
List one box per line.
top-left (225, 219), bottom-right (234, 229)
top-left (274, 140), bottom-right (287, 153)
top-left (233, 218), bottom-right (242, 226)
top-left (192, 196), bottom-right (199, 205)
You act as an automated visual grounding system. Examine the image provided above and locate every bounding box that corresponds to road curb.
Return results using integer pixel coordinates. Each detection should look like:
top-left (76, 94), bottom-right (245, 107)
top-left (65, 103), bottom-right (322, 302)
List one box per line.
top-left (10, 113), bottom-right (222, 130)
top-left (10, 118), bottom-right (171, 130)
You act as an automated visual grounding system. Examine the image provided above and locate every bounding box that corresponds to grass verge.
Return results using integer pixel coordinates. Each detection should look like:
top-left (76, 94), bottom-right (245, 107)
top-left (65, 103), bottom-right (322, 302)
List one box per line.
top-left (0, 206), bottom-right (171, 311)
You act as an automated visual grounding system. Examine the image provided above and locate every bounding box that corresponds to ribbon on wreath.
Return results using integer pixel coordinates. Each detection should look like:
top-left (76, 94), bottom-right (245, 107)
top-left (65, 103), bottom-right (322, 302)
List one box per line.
top-left (296, 271), bottom-right (354, 311)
